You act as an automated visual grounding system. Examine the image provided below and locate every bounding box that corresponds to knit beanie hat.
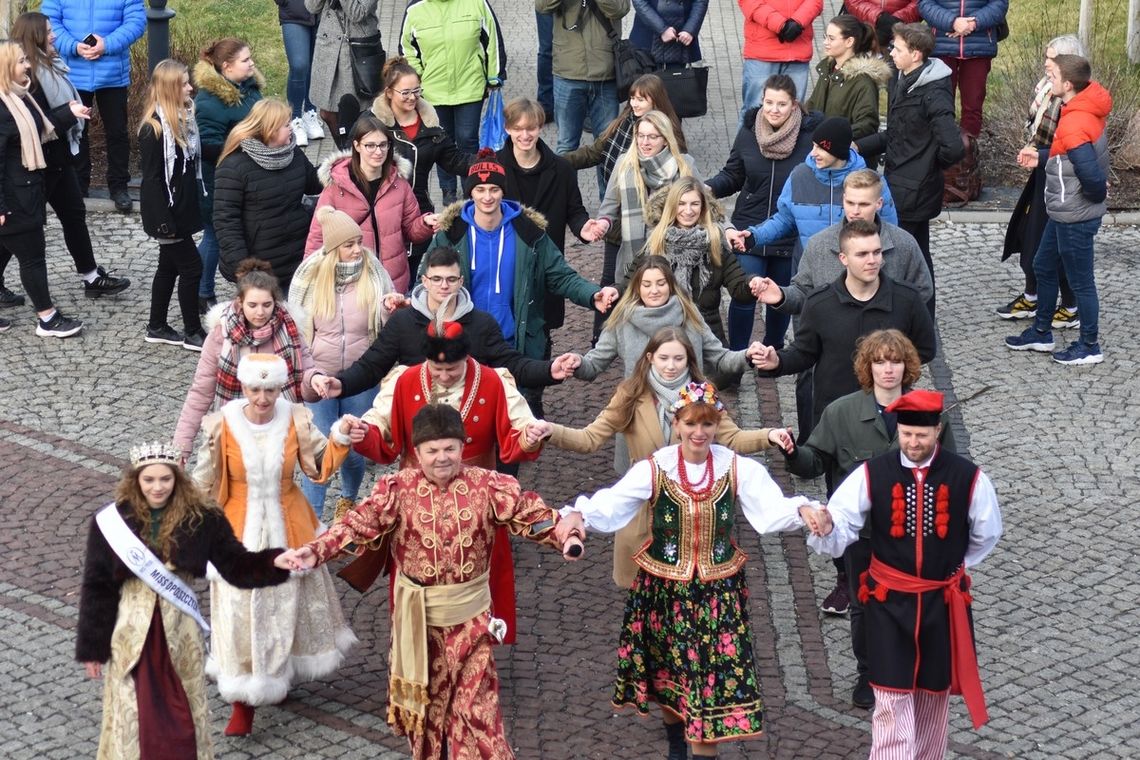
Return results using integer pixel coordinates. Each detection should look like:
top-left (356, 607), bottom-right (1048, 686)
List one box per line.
top-left (812, 117), bottom-right (853, 161)
top-left (463, 148), bottom-right (508, 197)
top-left (317, 206), bottom-right (363, 254)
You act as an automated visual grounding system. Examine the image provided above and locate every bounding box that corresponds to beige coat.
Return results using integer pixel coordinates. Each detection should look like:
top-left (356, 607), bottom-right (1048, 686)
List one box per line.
top-left (549, 388), bottom-right (776, 586)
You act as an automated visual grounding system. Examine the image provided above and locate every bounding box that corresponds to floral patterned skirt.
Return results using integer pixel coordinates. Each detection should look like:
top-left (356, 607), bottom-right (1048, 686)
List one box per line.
top-left (612, 569), bottom-right (764, 743)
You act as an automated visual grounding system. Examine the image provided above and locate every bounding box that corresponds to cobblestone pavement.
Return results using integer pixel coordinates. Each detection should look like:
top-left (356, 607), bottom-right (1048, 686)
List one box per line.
top-left (3, 0), bottom-right (1139, 758)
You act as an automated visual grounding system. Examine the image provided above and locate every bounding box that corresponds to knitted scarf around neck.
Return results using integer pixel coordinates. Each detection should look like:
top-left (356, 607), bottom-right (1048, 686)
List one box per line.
top-left (240, 134), bottom-right (297, 170)
top-left (0, 80), bottom-right (55, 170)
top-left (663, 225), bottom-right (712, 298)
top-left (648, 367), bottom-right (691, 441)
top-left (335, 257), bottom-right (365, 286)
top-left (615, 149), bottom-right (685, 281)
top-left (755, 105), bottom-right (803, 160)
top-left (37, 57), bottom-right (83, 155)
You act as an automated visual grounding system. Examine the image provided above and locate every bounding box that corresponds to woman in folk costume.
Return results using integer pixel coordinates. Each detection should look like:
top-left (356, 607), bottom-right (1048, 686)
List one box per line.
top-left (557, 382), bottom-right (827, 759)
top-left (192, 353), bottom-right (358, 736)
top-left (172, 258), bottom-right (318, 461)
top-left (528, 327), bottom-right (792, 588)
top-left (76, 442), bottom-right (291, 760)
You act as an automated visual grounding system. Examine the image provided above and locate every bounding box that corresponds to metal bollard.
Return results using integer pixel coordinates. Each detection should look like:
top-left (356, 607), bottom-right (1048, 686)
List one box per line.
top-left (146, 0), bottom-right (176, 73)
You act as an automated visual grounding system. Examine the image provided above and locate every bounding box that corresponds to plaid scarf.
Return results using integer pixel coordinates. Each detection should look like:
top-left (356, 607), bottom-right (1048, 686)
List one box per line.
top-left (214, 303), bottom-right (306, 403)
top-left (1027, 77), bottom-right (1062, 149)
top-left (663, 225), bottom-right (713, 297)
top-left (601, 113), bottom-right (636, 188)
top-left (614, 150), bottom-right (685, 281)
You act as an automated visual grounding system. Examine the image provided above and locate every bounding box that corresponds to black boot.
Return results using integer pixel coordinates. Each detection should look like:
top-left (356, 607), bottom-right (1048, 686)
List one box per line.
top-left (665, 721), bottom-right (687, 760)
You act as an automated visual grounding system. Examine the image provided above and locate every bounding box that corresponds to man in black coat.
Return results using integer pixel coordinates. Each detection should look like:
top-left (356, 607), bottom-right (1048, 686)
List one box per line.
top-left (752, 219), bottom-right (937, 432)
top-left (855, 22), bottom-right (964, 314)
top-left (311, 246), bottom-right (579, 400)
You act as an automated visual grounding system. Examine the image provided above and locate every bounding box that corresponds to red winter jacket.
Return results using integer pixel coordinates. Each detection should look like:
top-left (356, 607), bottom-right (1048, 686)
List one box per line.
top-left (843, 0), bottom-right (920, 25)
top-left (738, 0), bottom-right (823, 63)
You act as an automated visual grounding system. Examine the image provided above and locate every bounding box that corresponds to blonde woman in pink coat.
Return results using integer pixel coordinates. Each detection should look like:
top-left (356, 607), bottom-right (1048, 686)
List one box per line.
top-left (304, 113), bottom-right (437, 291)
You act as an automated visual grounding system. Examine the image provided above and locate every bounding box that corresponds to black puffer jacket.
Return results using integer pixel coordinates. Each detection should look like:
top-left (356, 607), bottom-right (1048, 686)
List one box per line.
top-left (0, 95), bottom-right (76, 235)
top-left (372, 96), bottom-right (470, 213)
top-left (337, 296), bottom-right (558, 397)
top-left (75, 503), bottom-right (289, 664)
top-left (138, 117), bottom-right (203, 240)
top-left (213, 146), bottom-right (321, 284)
top-left (706, 107), bottom-right (822, 257)
top-left (856, 58), bottom-right (964, 223)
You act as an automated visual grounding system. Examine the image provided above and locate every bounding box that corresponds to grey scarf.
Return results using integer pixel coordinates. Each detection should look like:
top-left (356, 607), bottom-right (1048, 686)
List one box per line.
top-left (335, 257), bottom-right (365, 287)
top-left (37, 57), bottom-right (83, 155)
top-left (409, 284), bottom-right (475, 322)
top-left (648, 367), bottom-right (691, 442)
top-left (615, 150), bottom-right (688, 282)
top-left (663, 225), bottom-right (712, 298)
top-left (240, 135), bottom-right (297, 170)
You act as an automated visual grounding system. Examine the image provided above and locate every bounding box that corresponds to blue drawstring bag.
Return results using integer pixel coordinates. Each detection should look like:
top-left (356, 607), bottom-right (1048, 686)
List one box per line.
top-left (479, 88), bottom-right (506, 151)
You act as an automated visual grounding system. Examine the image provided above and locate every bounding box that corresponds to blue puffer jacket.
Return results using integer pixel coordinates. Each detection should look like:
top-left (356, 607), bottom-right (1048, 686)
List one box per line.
top-left (918, 0), bottom-right (1008, 59)
top-left (745, 150), bottom-right (898, 252)
top-left (41, 0), bottom-right (146, 90)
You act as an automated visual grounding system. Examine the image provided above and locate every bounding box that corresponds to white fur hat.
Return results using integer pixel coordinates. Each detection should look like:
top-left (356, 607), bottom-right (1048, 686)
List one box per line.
top-left (237, 353), bottom-right (288, 390)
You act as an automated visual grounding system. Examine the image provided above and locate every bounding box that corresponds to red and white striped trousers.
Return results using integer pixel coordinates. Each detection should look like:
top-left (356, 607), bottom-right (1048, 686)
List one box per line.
top-left (869, 688), bottom-right (951, 760)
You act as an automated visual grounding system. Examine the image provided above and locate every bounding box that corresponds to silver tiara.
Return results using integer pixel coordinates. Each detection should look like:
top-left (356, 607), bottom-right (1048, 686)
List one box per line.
top-left (129, 441), bottom-right (182, 469)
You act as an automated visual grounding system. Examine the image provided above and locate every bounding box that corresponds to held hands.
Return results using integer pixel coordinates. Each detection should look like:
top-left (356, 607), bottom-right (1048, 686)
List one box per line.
top-left (1016, 145), bottom-right (1039, 169)
top-left (554, 511), bottom-right (586, 560)
top-left (524, 420), bottom-right (554, 447)
top-left (311, 374), bottom-right (344, 399)
top-left (661, 27), bottom-right (678, 43)
top-left (749, 276), bottom-right (783, 304)
top-left (382, 292), bottom-right (411, 313)
top-left (749, 343), bottom-right (780, 370)
top-left (725, 228), bottom-right (751, 252)
top-left (777, 18), bottom-right (805, 43)
top-left (949, 16), bottom-right (977, 37)
top-left (550, 352), bottom-right (582, 380)
top-left (275, 547), bottom-right (318, 572)
top-left (83, 662), bottom-right (102, 679)
top-left (767, 427), bottom-right (795, 454)
top-left (422, 212), bottom-right (441, 231)
top-left (580, 218), bottom-right (610, 241)
top-left (677, 31), bottom-right (693, 45)
top-left (337, 414), bottom-right (369, 443)
top-left (798, 504), bottom-right (833, 536)
top-left (593, 286), bottom-right (619, 314)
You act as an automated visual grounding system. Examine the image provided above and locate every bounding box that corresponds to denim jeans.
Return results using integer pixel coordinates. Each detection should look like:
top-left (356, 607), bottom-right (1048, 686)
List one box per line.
top-left (727, 252), bottom-right (792, 350)
top-left (435, 101), bottom-right (484, 197)
top-left (1032, 216), bottom-right (1102, 346)
top-left (197, 220), bottom-right (219, 298)
top-left (300, 387), bottom-right (379, 518)
top-left (281, 22), bottom-right (316, 118)
top-left (553, 76), bottom-right (618, 155)
top-left (740, 60), bottom-right (809, 129)
top-left (536, 12), bottom-right (554, 113)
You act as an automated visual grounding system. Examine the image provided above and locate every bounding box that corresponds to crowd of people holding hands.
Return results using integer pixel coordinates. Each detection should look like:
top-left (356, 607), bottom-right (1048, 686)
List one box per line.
top-left (0, 0), bottom-right (1115, 756)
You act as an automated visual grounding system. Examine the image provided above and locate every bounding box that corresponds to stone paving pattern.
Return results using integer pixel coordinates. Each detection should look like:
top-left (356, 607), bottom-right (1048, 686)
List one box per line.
top-left (2, 0), bottom-right (1139, 757)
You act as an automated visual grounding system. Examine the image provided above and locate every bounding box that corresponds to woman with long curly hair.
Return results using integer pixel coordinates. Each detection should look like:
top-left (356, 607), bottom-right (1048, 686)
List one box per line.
top-left (76, 442), bottom-right (291, 759)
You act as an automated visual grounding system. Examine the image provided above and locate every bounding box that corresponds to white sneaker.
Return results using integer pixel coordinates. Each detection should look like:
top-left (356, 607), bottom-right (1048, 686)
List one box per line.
top-left (291, 117), bottom-right (309, 147)
top-left (302, 110), bottom-right (325, 140)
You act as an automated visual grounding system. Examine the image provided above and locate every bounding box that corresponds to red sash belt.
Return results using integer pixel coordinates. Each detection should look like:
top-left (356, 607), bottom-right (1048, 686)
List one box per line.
top-left (865, 556), bottom-right (989, 729)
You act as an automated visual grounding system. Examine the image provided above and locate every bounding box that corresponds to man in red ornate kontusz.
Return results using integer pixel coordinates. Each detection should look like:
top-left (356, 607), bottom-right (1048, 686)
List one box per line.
top-left (808, 389), bottom-right (1003, 758)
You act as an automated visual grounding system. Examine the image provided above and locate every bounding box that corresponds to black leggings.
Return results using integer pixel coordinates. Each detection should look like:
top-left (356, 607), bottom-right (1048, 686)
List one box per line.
top-left (149, 239), bottom-right (204, 334)
top-left (0, 164), bottom-right (97, 287)
top-left (0, 227), bottom-right (53, 311)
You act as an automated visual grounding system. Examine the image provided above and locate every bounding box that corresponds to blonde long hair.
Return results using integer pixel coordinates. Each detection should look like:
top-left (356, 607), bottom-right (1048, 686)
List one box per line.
top-left (0, 41), bottom-right (28, 92)
top-left (645, 177), bottom-right (724, 267)
top-left (611, 110), bottom-right (691, 212)
top-left (304, 243), bottom-right (387, 337)
top-left (607, 255), bottom-right (703, 329)
top-left (218, 98), bottom-right (291, 165)
top-left (139, 59), bottom-right (194, 146)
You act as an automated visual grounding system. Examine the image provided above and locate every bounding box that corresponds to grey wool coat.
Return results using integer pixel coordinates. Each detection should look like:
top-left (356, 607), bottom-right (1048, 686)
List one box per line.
top-left (305, 0), bottom-right (381, 111)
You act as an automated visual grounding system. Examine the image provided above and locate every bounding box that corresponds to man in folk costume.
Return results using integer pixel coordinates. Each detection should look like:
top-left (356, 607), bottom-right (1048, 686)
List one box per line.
top-left (337, 318), bottom-right (542, 643)
top-left (808, 389), bottom-right (1003, 758)
top-left (277, 404), bottom-right (584, 760)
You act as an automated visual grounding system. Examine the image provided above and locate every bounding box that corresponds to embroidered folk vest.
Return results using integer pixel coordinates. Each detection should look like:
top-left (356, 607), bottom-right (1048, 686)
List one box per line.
top-left (634, 457), bottom-right (743, 581)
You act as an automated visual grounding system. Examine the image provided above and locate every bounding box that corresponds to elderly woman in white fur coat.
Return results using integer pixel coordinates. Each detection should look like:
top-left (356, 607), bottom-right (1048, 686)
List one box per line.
top-left (192, 353), bottom-right (359, 737)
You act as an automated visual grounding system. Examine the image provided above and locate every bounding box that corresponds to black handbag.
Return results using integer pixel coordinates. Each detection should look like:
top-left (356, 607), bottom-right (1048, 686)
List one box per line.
top-left (658, 62), bottom-right (708, 118)
top-left (337, 8), bottom-right (385, 99)
top-left (995, 20), bottom-right (1010, 42)
top-left (584, 0), bottom-right (656, 101)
